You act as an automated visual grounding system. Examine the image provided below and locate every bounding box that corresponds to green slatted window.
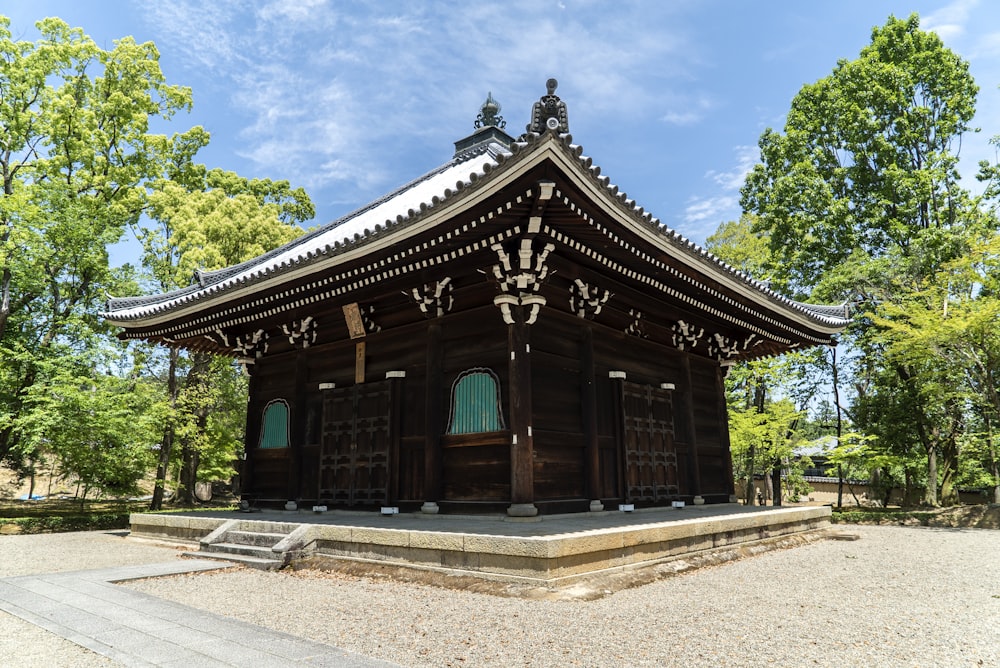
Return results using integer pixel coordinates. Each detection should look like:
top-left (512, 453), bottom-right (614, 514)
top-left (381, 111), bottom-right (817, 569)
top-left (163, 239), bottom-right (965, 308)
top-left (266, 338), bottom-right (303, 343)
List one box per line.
top-left (448, 368), bottom-right (504, 434)
top-left (259, 400), bottom-right (289, 449)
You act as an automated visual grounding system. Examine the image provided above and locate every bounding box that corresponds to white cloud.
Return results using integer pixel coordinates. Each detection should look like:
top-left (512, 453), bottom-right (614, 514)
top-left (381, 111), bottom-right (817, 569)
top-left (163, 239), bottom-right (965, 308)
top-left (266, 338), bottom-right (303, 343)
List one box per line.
top-left (684, 194), bottom-right (736, 223)
top-left (661, 95), bottom-right (715, 126)
top-left (682, 145), bottom-right (758, 230)
top-left (143, 1), bottom-right (249, 73)
top-left (705, 145), bottom-right (758, 190)
top-left (138, 1), bottom-right (713, 215)
top-left (922, 0), bottom-right (978, 41)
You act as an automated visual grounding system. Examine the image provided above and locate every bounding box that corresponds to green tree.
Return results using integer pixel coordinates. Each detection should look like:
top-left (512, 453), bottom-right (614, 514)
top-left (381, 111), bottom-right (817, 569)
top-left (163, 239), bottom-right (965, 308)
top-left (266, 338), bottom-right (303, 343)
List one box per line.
top-left (741, 14), bottom-right (983, 505)
top-left (13, 343), bottom-right (163, 503)
top-left (0, 16), bottom-right (192, 474)
top-left (877, 228), bottom-right (1000, 503)
top-left (741, 13), bottom-right (977, 294)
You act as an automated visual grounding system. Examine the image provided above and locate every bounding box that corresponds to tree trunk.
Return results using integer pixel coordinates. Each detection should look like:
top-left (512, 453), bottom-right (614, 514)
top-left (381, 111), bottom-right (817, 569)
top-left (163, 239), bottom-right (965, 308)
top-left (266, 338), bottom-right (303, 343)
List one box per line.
top-left (939, 400), bottom-right (963, 506)
top-left (150, 347), bottom-right (180, 511)
top-left (831, 346), bottom-right (844, 508)
top-left (745, 444), bottom-right (756, 505)
top-left (924, 445), bottom-right (938, 506)
top-left (771, 459), bottom-right (782, 506)
top-left (178, 441), bottom-right (199, 505)
top-left (0, 265), bottom-right (11, 343)
top-left (939, 434), bottom-right (960, 506)
top-left (26, 460), bottom-right (36, 501)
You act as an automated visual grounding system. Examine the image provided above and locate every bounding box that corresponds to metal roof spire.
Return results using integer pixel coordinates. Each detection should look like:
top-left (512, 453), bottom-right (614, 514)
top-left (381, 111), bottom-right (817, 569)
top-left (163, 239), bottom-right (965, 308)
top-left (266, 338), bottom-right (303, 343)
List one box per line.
top-left (475, 92), bottom-right (505, 129)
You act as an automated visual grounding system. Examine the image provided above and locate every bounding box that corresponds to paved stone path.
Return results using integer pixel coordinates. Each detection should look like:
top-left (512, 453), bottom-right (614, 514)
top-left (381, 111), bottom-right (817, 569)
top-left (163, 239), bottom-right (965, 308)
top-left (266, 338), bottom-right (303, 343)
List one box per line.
top-left (0, 560), bottom-right (398, 667)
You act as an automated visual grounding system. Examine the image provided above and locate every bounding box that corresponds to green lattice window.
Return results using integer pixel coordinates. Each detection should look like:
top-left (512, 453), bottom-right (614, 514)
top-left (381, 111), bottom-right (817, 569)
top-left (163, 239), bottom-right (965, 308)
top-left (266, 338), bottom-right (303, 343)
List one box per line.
top-left (259, 400), bottom-right (289, 449)
top-left (447, 368), bottom-right (504, 434)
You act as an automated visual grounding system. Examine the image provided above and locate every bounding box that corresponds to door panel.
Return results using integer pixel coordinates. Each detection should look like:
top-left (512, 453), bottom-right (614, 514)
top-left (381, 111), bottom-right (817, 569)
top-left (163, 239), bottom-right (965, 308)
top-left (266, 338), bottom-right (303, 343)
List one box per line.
top-left (319, 381), bottom-right (393, 506)
top-left (622, 382), bottom-right (678, 503)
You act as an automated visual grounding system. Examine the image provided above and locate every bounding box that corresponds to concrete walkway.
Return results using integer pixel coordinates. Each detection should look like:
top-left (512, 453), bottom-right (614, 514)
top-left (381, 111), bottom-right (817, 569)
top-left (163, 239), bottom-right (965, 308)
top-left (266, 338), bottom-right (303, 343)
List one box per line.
top-left (0, 560), bottom-right (398, 667)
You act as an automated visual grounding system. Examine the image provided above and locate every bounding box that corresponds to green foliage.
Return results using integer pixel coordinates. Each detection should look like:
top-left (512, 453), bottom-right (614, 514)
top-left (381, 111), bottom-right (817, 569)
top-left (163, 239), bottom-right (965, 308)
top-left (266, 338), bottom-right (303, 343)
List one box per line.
top-left (172, 356), bottom-right (248, 482)
top-left (832, 509), bottom-right (936, 525)
top-left (0, 15), bottom-right (194, 475)
top-left (741, 13), bottom-right (978, 293)
top-left (739, 13), bottom-right (995, 507)
top-left (136, 111), bottom-right (313, 506)
top-left (143, 163), bottom-right (313, 285)
top-left (13, 344), bottom-right (163, 499)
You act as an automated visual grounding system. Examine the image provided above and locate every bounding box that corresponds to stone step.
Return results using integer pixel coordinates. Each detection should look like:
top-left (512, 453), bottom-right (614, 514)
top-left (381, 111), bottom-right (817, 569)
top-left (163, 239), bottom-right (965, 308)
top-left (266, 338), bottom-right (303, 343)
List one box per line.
top-left (203, 541), bottom-right (279, 560)
top-left (222, 530), bottom-right (287, 548)
top-left (182, 551), bottom-right (283, 571)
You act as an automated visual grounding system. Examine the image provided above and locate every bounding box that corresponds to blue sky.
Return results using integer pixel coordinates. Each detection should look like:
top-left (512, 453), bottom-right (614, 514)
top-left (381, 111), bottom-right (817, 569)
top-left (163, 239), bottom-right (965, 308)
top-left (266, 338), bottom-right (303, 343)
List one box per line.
top-left (6, 0), bottom-right (1000, 261)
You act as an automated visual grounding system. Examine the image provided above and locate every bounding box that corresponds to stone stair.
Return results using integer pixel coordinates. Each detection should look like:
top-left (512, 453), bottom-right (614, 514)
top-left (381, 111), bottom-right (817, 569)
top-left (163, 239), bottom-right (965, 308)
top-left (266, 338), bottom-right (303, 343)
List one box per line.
top-left (183, 520), bottom-right (314, 571)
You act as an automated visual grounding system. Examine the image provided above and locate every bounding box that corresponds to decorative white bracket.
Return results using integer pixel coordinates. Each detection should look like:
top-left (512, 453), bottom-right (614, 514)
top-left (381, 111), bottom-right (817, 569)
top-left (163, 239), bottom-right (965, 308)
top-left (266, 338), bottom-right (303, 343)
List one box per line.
top-left (411, 277), bottom-right (454, 318)
top-left (491, 238), bottom-right (554, 325)
top-left (282, 316), bottom-right (317, 348)
top-left (207, 328), bottom-right (269, 359)
top-left (707, 332), bottom-right (763, 361)
top-left (671, 320), bottom-right (705, 351)
top-left (626, 309), bottom-right (647, 338)
top-left (570, 278), bottom-right (612, 319)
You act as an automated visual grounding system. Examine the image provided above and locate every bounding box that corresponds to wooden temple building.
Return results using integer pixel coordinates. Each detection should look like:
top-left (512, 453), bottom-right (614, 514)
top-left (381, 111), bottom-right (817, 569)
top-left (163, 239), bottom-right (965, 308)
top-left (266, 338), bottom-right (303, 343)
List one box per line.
top-left (105, 80), bottom-right (849, 516)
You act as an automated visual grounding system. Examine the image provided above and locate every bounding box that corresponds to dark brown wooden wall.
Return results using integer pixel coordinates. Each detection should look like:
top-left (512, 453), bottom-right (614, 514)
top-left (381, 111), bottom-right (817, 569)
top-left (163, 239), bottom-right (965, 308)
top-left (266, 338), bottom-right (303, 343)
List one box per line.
top-left (244, 301), bottom-right (734, 507)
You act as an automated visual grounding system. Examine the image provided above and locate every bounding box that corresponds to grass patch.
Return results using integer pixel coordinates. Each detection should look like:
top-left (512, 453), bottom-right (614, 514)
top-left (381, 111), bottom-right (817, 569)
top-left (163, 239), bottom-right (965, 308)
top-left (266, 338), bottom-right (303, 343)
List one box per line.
top-left (4, 513), bottom-right (131, 534)
top-left (0, 498), bottom-right (236, 534)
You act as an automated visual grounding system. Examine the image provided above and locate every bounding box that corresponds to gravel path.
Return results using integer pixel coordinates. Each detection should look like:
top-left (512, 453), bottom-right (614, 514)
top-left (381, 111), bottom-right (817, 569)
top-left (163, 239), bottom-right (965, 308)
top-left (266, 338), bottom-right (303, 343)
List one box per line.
top-left (3, 526), bottom-right (999, 667)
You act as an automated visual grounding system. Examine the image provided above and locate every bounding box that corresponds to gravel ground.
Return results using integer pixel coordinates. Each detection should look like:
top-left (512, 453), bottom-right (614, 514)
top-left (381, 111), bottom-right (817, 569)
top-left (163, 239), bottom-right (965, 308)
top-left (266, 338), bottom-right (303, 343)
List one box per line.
top-left (3, 526), bottom-right (999, 667)
top-left (127, 525), bottom-right (1000, 668)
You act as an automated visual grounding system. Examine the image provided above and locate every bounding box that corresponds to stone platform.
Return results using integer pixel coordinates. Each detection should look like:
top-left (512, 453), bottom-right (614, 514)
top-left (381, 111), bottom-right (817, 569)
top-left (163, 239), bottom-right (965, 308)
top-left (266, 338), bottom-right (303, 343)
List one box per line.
top-left (129, 504), bottom-right (831, 588)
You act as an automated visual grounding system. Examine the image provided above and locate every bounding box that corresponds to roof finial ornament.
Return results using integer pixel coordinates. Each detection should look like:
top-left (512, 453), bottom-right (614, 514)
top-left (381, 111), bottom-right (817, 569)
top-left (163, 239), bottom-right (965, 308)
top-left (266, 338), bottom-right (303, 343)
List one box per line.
top-left (475, 92), bottom-right (505, 129)
top-left (526, 77), bottom-right (569, 135)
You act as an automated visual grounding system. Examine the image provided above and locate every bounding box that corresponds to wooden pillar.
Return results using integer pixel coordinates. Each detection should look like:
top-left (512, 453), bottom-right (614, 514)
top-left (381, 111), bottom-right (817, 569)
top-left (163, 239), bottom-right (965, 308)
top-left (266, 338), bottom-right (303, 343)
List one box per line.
top-left (507, 309), bottom-right (536, 516)
top-left (240, 363), bottom-right (261, 502)
top-left (422, 322), bottom-right (443, 513)
top-left (681, 355), bottom-right (702, 497)
top-left (581, 326), bottom-right (602, 510)
top-left (609, 370), bottom-right (627, 502)
top-left (387, 371), bottom-right (405, 505)
top-left (288, 352), bottom-right (308, 502)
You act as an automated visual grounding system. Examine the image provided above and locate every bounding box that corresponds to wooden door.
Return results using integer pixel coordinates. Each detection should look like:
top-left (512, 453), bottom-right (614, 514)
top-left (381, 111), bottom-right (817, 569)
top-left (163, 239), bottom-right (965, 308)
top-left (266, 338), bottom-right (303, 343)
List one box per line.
top-left (319, 381), bottom-right (393, 506)
top-left (622, 382), bottom-right (679, 503)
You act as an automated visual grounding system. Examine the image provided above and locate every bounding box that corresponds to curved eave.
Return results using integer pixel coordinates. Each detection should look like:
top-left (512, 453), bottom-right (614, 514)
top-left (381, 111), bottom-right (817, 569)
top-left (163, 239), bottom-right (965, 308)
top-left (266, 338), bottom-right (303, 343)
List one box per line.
top-left (104, 131), bottom-right (849, 337)
top-left (517, 134), bottom-right (850, 336)
top-left (103, 142), bottom-right (513, 325)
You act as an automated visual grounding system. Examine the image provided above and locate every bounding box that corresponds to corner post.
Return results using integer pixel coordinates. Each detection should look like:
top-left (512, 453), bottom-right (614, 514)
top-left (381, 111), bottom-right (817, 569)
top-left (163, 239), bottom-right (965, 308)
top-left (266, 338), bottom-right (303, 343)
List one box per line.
top-left (507, 306), bottom-right (536, 517)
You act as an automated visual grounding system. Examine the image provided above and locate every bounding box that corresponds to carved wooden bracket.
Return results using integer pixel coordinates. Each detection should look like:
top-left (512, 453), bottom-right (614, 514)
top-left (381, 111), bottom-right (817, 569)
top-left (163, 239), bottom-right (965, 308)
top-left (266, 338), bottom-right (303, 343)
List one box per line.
top-left (491, 237), bottom-right (554, 325)
top-left (411, 277), bottom-right (454, 318)
top-left (626, 309), bottom-right (647, 338)
top-left (207, 328), bottom-right (269, 358)
top-left (569, 278), bottom-right (612, 319)
top-left (671, 320), bottom-right (704, 351)
top-left (707, 333), bottom-right (763, 361)
top-left (282, 316), bottom-right (317, 348)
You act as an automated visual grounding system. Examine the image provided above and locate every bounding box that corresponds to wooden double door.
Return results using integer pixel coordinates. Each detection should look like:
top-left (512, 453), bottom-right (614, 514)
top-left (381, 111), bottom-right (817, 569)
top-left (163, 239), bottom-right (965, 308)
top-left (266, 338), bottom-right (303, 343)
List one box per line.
top-left (621, 381), bottom-right (679, 503)
top-left (318, 381), bottom-right (394, 506)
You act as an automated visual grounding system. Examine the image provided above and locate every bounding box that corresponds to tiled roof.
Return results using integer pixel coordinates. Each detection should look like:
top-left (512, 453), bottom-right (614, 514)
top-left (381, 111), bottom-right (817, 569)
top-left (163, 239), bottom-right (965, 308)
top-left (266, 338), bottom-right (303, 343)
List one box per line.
top-left (104, 130), bottom-right (849, 330)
